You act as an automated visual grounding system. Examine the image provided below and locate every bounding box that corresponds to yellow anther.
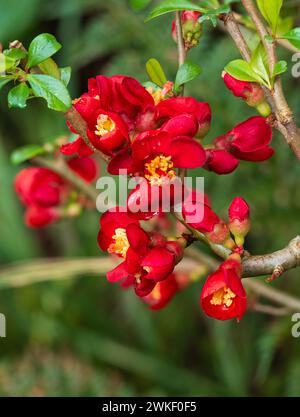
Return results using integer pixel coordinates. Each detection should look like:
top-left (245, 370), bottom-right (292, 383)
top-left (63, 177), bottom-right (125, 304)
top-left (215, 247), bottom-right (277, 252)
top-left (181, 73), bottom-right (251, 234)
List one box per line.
top-left (144, 154), bottom-right (176, 185)
top-left (95, 114), bottom-right (116, 137)
top-left (108, 228), bottom-right (129, 258)
top-left (210, 286), bottom-right (236, 308)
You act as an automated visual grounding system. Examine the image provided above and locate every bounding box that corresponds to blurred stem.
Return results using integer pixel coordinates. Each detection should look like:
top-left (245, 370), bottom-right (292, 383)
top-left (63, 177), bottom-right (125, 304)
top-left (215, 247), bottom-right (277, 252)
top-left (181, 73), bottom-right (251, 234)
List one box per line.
top-left (1, 255), bottom-right (300, 311)
top-left (34, 156), bottom-right (98, 202)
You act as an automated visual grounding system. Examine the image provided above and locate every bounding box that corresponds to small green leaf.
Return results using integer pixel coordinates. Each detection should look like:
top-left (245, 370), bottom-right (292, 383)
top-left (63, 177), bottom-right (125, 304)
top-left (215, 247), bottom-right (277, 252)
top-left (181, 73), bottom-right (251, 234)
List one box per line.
top-left (145, 0), bottom-right (206, 22)
top-left (38, 57), bottom-right (61, 79)
top-left (27, 74), bottom-right (71, 112)
top-left (60, 66), bottom-right (72, 86)
top-left (3, 48), bottom-right (27, 60)
top-left (250, 43), bottom-right (271, 87)
top-left (224, 59), bottom-right (262, 83)
top-left (11, 144), bottom-right (46, 165)
top-left (281, 28), bottom-right (300, 50)
top-left (129, 0), bottom-right (151, 11)
top-left (256, 0), bottom-right (283, 34)
top-left (146, 58), bottom-right (167, 87)
top-left (0, 76), bottom-right (13, 91)
top-left (27, 33), bottom-right (62, 68)
top-left (174, 60), bottom-right (202, 90)
top-left (273, 60), bottom-right (287, 77)
top-left (8, 83), bottom-right (30, 109)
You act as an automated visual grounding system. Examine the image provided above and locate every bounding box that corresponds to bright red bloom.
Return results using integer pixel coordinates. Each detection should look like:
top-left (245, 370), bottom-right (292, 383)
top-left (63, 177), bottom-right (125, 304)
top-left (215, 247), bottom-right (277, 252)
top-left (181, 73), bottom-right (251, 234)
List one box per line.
top-left (156, 97), bottom-right (211, 138)
top-left (62, 75), bottom-right (155, 156)
top-left (222, 72), bottom-right (265, 107)
top-left (25, 205), bottom-right (59, 228)
top-left (204, 149), bottom-right (239, 175)
top-left (200, 258), bottom-right (247, 321)
top-left (143, 273), bottom-right (179, 310)
top-left (15, 157), bottom-right (97, 227)
top-left (214, 116), bottom-right (274, 162)
top-left (108, 130), bottom-right (205, 178)
top-left (98, 209), bottom-right (184, 294)
top-left (172, 11), bottom-right (202, 50)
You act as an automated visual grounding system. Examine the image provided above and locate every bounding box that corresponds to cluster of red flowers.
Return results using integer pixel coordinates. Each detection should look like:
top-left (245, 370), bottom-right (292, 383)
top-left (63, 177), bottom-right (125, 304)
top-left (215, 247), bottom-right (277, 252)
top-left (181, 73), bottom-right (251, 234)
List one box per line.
top-left (13, 10), bottom-right (275, 321)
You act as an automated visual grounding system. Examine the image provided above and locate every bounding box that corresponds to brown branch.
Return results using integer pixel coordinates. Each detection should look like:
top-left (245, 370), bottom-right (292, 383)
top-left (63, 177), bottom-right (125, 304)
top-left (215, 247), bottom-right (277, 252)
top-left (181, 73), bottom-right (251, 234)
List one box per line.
top-left (64, 107), bottom-right (111, 163)
top-left (250, 303), bottom-right (291, 316)
top-left (222, 12), bottom-right (251, 61)
top-left (241, 0), bottom-right (300, 161)
top-left (241, 236), bottom-right (300, 277)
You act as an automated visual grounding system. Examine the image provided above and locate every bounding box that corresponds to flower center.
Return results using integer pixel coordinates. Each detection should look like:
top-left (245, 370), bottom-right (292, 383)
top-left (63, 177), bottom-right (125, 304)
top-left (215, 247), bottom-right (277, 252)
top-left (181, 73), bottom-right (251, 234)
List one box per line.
top-left (210, 286), bottom-right (236, 308)
top-left (144, 154), bottom-right (176, 185)
top-left (95, 114), bottom-right (116, 137)
top-left (108, 228), bottom-right (129, 257)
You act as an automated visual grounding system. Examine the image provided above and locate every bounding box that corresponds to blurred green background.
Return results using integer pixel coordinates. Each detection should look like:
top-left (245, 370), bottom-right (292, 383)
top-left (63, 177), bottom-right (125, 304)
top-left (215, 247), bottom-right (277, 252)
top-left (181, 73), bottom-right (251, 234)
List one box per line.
top-left (0, 0), bottom-right (300, 396)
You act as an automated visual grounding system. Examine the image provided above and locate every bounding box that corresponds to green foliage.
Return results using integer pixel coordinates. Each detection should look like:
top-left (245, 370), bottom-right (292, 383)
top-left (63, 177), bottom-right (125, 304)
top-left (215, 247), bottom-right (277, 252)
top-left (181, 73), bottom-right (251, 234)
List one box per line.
top-left (8, 83), bottom-right (30, 109)
top-left (281, 28), bottom-right (300, 50)
top-left (129, 0), bottom-right (152, 11)
top-left (27, 74), bottom-right (71, 112)
top-left (145, 0), bottom-right (206, 22)
top-left (10, 144), bottom-right (46, 165)
top-left (146, 58), bottom-right (167, 87)
top-left (174, 60), bottom-right (202, 90)
top-left (27, 33), bottom-right (62, 68)
top-left (256, 0), bottom-right (283, 34)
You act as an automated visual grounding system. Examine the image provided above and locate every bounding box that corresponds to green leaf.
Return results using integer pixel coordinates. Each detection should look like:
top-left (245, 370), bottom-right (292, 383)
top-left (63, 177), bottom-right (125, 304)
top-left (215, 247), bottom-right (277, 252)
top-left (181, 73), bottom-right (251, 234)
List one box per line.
top-left (27, 74), bottom-right (71, 112)
top-left (174, 60), bottom-right (202, 90)
top-left (273, 60), bottom-right (287, 77)
top-left (8, 82), bottom-right (30, 109)
top-left (146, 58), bottom-right (167, 87)
top-left (27, 33), bottom-right (62, 68)
top-left (60, 67), bottom-right (72, 86)
top-left (250, 43), bottom-right (271, 87)
top-left (38, 57), bottom-right (61, 79)
top-left (129, 0), bottom-right (151, 11)
top-left (145, 0), bottom-right (206, 22)
top-left (281, 28), bottom-right (300, 50)
top-left (199, 5), bottom-right (230, 27)
top-left (10, 144), bottom-right (46, 165)
top-left (0, 76), bottom-right (13, 91)
top-left (3, 48), bottom-right (27, 61)
top-left (224, 59), bottom-right (262, 83)
top-left (256, 0), bottom-right (283, 34)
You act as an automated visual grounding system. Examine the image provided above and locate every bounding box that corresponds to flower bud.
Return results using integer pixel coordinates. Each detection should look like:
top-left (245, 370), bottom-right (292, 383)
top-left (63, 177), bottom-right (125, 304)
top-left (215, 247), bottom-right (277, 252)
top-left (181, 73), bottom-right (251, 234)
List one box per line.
top-left (172, 11), bottom-right (202, 50)
top-left (228, 197), bottom-right (250, 246)
top-left (222, 72), bottom-right (271, 116)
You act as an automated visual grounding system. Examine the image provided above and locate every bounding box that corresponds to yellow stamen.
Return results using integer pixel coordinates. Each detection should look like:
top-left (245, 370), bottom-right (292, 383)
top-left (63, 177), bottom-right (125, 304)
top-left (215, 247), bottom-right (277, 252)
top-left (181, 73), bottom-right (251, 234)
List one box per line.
top-left (150, 284), bottom-right (161, 301)
top-left (144, 154), bottom-right (176, 185)
top-left (210, 286), bottom-right (236, 308)
top-left (108, 228), bottom-right (129, 258)
top-left (95, 114), bottom-right (116, 137)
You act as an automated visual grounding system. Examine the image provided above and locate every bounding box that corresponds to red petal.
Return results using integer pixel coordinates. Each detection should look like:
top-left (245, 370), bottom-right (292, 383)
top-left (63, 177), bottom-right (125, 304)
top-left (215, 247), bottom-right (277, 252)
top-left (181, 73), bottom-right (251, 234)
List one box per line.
top-left (169, 137), bottom-right (206, 168)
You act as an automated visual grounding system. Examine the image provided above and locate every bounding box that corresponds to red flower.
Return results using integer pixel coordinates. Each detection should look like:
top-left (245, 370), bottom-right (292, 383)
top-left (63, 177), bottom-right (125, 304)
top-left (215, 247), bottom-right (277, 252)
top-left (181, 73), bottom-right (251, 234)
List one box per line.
top-left (61, 136), bottom-right (94, 158)
top-left (15, 157), bottom-right (97, 227)
top-left (143, 273), bottom-right (179, 310)
top-left (62, 75), bottom-right (155, 156)
top-left (222, 72), bottom-right (265, 107)
top-left (182, 190), bottom-right (229, 244)
top-left (109, 130), bottom-right (206, 178)
top-left (204, 149), bottom-right (239, 175)
top-left (25, 205), bottom-right (59, 228)
top-left (214, 116), bottom-right (274, 162)
top-left (200, 258), bottom-right (247, 321)
top-left (172, 11), bottom-right (202, 50)
top-left (98, 209), bottom-right (184, 294)
top-left (156, 97), bottom-right (211, 138)
top-left (228, 197), bottom-right (251, 245)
